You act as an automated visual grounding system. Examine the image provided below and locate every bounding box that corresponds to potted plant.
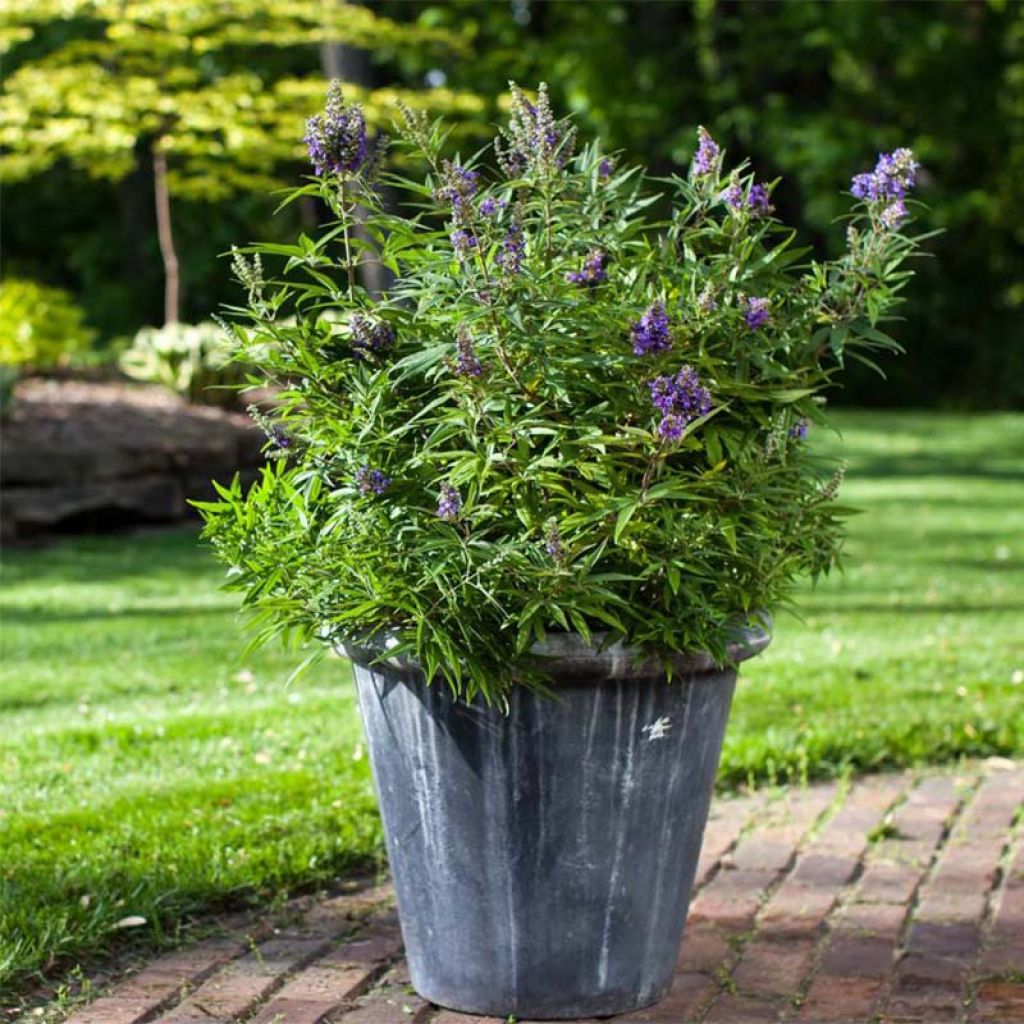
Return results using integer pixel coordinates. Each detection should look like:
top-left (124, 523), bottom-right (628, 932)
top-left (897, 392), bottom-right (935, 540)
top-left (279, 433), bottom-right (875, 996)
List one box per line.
top-left (199, 82), bottom-right (923, 1019)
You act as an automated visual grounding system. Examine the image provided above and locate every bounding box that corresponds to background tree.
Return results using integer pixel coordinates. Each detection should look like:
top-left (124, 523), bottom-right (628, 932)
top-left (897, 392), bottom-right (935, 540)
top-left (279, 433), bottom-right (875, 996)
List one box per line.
top-left (0, 0), bottom-right (480, 324)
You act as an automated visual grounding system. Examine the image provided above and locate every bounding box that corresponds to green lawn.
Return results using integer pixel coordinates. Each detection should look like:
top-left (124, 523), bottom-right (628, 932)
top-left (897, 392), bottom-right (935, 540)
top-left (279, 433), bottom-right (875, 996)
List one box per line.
top-left (2, 410), bottom-right (1022, 1001)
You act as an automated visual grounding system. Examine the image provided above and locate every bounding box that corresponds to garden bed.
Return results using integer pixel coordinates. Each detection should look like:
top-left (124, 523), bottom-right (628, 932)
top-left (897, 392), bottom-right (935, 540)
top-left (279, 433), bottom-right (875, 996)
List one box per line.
top-left (0, 377), bottom-right (264, 541)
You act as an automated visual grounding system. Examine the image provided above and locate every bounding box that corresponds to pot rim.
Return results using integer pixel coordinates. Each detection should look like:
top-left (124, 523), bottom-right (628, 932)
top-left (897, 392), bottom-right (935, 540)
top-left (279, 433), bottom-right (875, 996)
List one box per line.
top-left (339, 613), bottom-right (771, 682)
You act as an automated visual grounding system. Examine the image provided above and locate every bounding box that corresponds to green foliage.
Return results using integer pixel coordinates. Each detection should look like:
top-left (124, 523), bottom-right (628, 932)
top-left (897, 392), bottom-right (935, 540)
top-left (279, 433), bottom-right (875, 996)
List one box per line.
top-left (118, 321), bottom-right (248, 407)
top-left (0, 0), bottom-right (480, 199)
top-left (0, 277), bottom-right (96, 369)
top-left (199, 84), bottom-right (924, 704)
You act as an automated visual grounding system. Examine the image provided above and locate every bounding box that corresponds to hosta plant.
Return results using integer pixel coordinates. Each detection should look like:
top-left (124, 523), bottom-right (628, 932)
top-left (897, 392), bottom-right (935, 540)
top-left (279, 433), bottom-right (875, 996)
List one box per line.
top-left (199, 82), bottom-right (924, 704)
top-left (120, 321), bottom-right (251, 407)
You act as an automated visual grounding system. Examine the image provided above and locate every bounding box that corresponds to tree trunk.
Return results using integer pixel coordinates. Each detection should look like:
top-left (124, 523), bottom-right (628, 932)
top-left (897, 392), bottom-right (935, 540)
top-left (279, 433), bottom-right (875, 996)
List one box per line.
top-left (152, 147), bottom-right (180, 324)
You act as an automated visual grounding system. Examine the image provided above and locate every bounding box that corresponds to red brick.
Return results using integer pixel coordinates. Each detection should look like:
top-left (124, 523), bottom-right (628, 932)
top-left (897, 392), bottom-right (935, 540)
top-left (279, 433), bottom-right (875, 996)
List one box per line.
top-left (981, 866), bottom-right (1024, 973)
top-left (855, 860), bottom-right (921, 904)
top-left (972, 979), bottom-right (1024, 1023)
top-left (155, 972), bottom-right (276, 1023)
top-left (64, 939), bottom-right (247, 1024)
top-left (791, 852), bottom-right (859, 888)
top-left (819, 932), bottom-right (895, 978)
top-left (730, 938), bottom-right (815, 998)
top-left (837, 900), bottom-right (906, 940)
top-left (319, 926), bottom-right (404, 967)
top-left (796, 975), bottom-right (881, 1021)
top-left (757, 882), bottom-right (837, 939)
top-left (687, 888), bottom-right (762, 933)
top-left (249, 997), bottom-right (336, 1024)
top-left (905, 920), bottom-right (981, 960)
top-left (704, 992), bottom-right (779, 1022)
top-left (677, 925), bottom-right (731, 973)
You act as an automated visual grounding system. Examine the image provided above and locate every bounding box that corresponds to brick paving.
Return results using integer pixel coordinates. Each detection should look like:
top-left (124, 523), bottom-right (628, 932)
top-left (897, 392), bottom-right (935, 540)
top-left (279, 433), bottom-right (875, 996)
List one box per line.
top-left (49, 762), bottom-right (1023, 1024)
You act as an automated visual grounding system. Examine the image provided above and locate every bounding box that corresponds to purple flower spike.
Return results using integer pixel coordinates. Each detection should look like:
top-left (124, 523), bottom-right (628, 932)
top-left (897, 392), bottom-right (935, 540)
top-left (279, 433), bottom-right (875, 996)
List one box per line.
top-left (433, 161), bottom-right (479, 225)
top-left (740, 295), bottom-right (771, 330)
top-left (789, 418), bottom-right (809, 441)
top-left (436, 483), bottom-right (462, 521)
top-left (566, 249), bottom-right (606, 287)
top-left (355, 465), bottom-right (390, 495)
top-left (631, 302), bottom-right (672, 356)
top-left (496, 222), bottom-right (525, 275)
top-left (349, 314), bottom-right (394, 358)
top-left (450, 228), bottom-right (478, 257)
top-left (453, 327), bottom-right (483, 377)
top-left (304, 81), bottom-right (368, 176)
top-left (649, 365), bottom-right (712, 441)
top-left (545, 517), bottom-right (564, 562)
top-left (692, 126), bottom-right (720, 176)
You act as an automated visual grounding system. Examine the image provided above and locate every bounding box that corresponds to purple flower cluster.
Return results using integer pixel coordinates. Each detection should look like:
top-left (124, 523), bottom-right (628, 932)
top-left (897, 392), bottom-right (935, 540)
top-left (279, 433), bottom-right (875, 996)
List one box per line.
top-left (692, 127), bottom-right (720, 176)
top-left (436, 483), bottom-right (462, 521)
top-left (270, 426), bottom-right (291, 450)
top-left (453, 327), bottom-right (483, 377)
top-left (495, 222), bottom-right (525, 275)
top-left (566, 249), bottom-right (606, 288)
top-left (304, 81), bottom-right (368, 177)
top-left (450, 228), bottom-right (478, 257)
top-left (879, 200), bottom-right (908, 229)
top-left (599, 157), bottom-right (615, 179)
top-left (479, 196), bottom-right (505, 216)
top-left (851, 148), bottom-right (918, 228)
top-left (349, 313), bottom-right (394, 357)
top-left (851, 148), bottom-right (918, 201)
top-left (723, 180), bottom-right (773, 215)
top-left (631, 302), bottom-right (672, 356)
top-left (789, 418), bottom-right (809, 441)
top-left (434, 160), bottom-right (479, 216)
top-left (545, 517), bottom-right (564, 562)
top-left (355, 465), bottom-right (390, 495)
top-left (649, 365), bottom-right (712, 441)
top-left (740, 295), bottom-right (771, 330)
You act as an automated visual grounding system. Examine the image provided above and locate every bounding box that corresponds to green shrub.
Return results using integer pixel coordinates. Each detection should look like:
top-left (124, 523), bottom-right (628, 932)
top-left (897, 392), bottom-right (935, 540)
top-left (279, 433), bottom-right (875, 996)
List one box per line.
top-left (119, 321), bottom-right (249, 407)
top-left (0, 277), bottom-right (96, 369)
top-left (199, 82), bottom-right (926, 704)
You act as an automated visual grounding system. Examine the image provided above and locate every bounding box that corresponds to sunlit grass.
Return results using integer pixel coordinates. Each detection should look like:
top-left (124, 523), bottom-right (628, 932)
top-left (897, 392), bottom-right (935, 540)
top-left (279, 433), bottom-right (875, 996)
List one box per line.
top-left (1, 409), bottom-right (1021, 999)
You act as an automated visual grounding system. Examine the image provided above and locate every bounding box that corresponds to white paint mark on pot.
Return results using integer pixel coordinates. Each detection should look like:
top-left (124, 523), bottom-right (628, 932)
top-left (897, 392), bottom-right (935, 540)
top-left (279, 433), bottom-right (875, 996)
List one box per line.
top-left (642, 715), bottom-right (672, 740)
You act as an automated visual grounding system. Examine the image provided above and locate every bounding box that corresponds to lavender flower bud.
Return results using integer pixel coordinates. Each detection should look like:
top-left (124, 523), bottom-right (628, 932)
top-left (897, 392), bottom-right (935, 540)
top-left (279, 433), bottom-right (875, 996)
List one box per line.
top-left (349, 314), bottom-right (395, 358)
top-left (631, 302), bottom-right (672, 356)
top-left (692, 126), bottom-right (720, 176)
top-left (740, 295), bottom-right (771, 330)
top-left (436, 483), bottom-right (462, 521)
top-left (453, 326), bottom-right (483, 377)
top-left (565, 249), bottom-right (606, 288)
top-left (355, 465), bottom-right (390, 495)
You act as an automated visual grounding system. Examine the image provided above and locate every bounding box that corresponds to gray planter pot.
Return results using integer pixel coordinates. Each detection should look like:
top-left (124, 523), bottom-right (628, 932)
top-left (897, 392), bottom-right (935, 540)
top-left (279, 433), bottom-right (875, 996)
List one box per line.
top-left (343, 624), bottom-right (770, 1020)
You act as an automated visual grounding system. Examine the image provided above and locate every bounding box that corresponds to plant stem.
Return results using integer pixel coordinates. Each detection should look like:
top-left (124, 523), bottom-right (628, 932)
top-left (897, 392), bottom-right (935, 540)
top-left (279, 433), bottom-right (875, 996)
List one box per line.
top-left (152, 146), bottom-right (180, 325)
top-left (339, 176), bottom-right (355, 300)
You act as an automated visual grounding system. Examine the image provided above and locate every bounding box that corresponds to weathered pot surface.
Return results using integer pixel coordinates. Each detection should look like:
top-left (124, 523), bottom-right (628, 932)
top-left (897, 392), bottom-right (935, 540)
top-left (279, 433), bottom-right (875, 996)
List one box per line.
top-left (343, 621), bottom-right (769, 1020)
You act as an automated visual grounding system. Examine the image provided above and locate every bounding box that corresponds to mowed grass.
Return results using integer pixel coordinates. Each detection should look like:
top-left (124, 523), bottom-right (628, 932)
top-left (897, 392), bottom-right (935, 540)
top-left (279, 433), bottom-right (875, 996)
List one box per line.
top-left (1, 410), bottom-right (1022, 1000)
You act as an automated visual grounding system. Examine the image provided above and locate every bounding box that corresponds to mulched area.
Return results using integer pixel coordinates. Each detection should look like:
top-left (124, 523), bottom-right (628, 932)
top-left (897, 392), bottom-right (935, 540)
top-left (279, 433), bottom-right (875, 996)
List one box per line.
top-left (1, 377), bottom-right (264, 540)
top-left (22, 760), bottom-right (1024, 1024)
